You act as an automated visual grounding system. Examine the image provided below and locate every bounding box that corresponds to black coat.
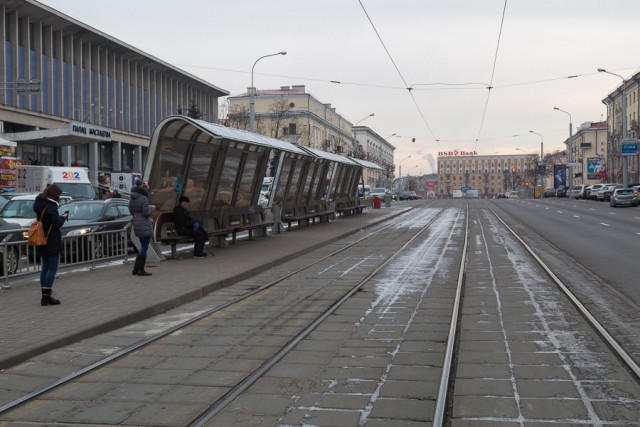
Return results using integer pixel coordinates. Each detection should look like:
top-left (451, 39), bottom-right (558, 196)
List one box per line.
top-left (173, 204), bottom-right (195, 235)
top-left (32, 195), bottom-right (66, 257)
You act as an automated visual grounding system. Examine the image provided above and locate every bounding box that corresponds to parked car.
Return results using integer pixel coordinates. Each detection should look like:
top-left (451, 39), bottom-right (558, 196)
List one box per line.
top-left (543, 188), bottom-right (556, 197)
top-left (369, 188), bottom-right (389, 199)
top-left (632, 185), bottom-right (640, 205)
top-left (570, 185), bottom-right (586, 199)
top-left (0, 194), bottom-right (71, 230)
top-left (0, 191), bottom-right (40, 210)
top-left (398, 191), bottom-right (418, 200)
top-left (597, 184), bottom-right (621, 202)
top-left (610, 188), bottom-right (638, 207)
top-left (60, 199), bottom-right (133, 259)
top-left (555, 186), bottom-right (568, 198)
top-left (588, 184), bottom-right (605, 200)
top-left (497, 193), bottom-right (507, 199)
top-left (0, 218), bottom-right (25, 275)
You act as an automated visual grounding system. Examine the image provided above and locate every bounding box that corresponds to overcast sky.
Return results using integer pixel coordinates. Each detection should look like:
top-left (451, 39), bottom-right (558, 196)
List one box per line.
top-left (39, 0), bottom-right (640, 174)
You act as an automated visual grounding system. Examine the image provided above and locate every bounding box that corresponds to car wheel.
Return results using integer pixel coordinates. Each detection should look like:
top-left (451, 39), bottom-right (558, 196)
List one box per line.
top-left (0, 247), bottom-right (20, 276)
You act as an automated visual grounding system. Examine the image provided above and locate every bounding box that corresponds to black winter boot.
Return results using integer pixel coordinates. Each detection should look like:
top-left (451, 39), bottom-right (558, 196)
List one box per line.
top-left (137, 255), bottom-right (152, 276)
top-left (132, 255), bottom-right (141, 275)
top-left (41, 288), bottom-right (61, 306)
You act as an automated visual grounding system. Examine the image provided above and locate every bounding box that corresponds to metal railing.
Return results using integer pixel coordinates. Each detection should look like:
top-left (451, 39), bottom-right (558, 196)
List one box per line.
top-left (0, 223), bottom-right (131, 288)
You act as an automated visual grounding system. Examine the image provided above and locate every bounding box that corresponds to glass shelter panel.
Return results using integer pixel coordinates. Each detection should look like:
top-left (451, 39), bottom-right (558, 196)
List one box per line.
top-left (184, 143), bottom-right (217, 210)
top-left (236, 151), bottom-right (261, 208)
top-left (214, 148), bottom-right (242, 207)
top-left (148, 138), bottom-right (189, 212)
top-left (274, 157), bottom-right (293, 204)
top-left (285, 161), bottom-right (303, 203)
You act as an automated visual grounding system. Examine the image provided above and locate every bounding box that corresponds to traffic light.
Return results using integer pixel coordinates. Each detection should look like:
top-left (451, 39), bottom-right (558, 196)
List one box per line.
top-left (525, 181), bottom-right (529, 187)
top-left (511, 167), bottom-right (516, 173)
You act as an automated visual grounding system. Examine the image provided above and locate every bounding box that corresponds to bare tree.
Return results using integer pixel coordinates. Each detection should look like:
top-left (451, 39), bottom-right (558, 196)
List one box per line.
top-left (227, 104), bottom-right (251, 130)
top-left (267, 98), bottom-right (294, 139)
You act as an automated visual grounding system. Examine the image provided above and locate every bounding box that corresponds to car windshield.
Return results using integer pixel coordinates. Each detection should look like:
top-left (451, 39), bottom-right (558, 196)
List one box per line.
top-left (0, 199), bottom-right (35, 219)
top-left (56, 183), bottom-right (96, 200)
top-left (60, 203), bottom-right (103, 220)
top-left (617, 189), bottom-right (634, 195)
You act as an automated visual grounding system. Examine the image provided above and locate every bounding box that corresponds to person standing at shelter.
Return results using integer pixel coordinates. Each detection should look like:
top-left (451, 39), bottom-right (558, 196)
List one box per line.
top-left (33, 184), bottom-right (68, 306)
top-left (129, 179), bottom-right (153, 276)
top-left (173, 196), bottom-right (209, 258)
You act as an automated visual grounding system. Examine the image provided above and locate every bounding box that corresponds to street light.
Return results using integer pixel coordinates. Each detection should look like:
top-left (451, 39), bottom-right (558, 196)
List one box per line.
top-left (249, 51), bottom-right (287, 132)
top-left (398, 155), bottom-right (412, 178)
top-left (598, 68), bottom-right (629, 188)
top-left (385, 133), bottom-right (401, 139)
top-left (554, 107), bottom-right (573, 194)
top-left (355, 113), bottom-right (375, 126)
top-left (529, 130), bottom-right (544, 190)
top-left (406, 165), bottom-right (418, 191)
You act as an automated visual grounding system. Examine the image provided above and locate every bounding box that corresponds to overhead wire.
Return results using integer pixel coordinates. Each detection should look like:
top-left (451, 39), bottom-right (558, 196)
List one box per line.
top-left (357, 0), bottom-right (440, 147)
top-left (474, 0), bottom-right (508, 150)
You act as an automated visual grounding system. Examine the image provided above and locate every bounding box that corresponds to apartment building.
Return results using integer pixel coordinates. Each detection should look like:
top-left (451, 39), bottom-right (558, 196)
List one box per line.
top-left (227, 85), bottom-right (394, 181)
top-left (601, 72), bottom-right (640, 184)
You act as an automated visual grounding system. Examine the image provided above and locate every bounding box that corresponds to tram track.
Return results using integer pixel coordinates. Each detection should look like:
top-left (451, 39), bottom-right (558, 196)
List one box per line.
top-left (437, 201), bottom-right (640, 425)
top-left (0, 202), bottom-right (457, 425)
top-left (3, 199), bottom-right (638, 426)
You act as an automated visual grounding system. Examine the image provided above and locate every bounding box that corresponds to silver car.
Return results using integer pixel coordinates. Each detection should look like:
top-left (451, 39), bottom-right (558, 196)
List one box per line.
top-left (610, 188), bottom-right (638, 207)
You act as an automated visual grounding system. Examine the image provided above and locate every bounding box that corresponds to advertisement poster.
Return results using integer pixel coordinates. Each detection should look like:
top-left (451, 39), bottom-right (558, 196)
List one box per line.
top-left (554, 165), bottom-right (567, 189)
top-left (587, 157), bottom-right (604, 180)
top-left (0, 158), bottom-right (23, 189)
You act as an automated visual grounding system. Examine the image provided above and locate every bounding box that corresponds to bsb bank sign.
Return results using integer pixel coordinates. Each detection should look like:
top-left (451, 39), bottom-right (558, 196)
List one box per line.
top-left (69, 121), bottom-right (112, 142)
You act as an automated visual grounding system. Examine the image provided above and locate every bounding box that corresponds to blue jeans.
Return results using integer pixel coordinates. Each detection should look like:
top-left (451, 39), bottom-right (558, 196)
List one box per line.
top-left (40, 254), bottom-right (60, 289)
top-left (139, 236), bottom-right (150, 256)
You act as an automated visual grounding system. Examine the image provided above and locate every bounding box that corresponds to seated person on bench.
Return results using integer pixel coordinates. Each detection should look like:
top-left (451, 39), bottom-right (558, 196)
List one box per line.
top-left (173, 196), bottom-right (210, 258)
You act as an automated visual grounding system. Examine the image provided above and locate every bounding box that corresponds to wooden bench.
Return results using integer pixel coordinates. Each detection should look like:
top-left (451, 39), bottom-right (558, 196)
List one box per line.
top-left (154, 206), bottom-right (274, 258)
top-left (334, 197), bottom-right (365, 216)
top-left (281, 200), bottom-right (335, 231)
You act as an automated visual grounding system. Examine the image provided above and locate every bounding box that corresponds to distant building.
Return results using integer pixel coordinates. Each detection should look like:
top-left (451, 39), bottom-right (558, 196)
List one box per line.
top-left (227, 85), bottom-right (395, 181)
top-left (437, 153), bottom-right (535, 198)
top-left (569, 121), bottom-right (608, 185)
top-left (353, 126), bottom-right (395, 188)
top-left (0, 0), bottom-right (228, 182)
top-left (602, 74), bottom-right (640, 184)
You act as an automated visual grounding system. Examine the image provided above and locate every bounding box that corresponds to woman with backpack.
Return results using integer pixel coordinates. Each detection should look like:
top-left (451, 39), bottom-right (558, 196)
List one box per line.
top-left (32, 184), bottom-right (68, 306)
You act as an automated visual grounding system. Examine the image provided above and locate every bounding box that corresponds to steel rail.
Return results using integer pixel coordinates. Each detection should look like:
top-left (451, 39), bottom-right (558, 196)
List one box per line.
top-left (189, 203), bottom-right (458, 426)
top-left (488, 206), bottom-right (640, 381)
top-left (433, 201), bottom-right (469, 425)
top-left (0, 204), bottom-right (435, 415)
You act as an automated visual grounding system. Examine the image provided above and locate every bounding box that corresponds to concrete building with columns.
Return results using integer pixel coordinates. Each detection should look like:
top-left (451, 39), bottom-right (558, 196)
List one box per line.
top-left (0, 0), bottom-right (227, 187)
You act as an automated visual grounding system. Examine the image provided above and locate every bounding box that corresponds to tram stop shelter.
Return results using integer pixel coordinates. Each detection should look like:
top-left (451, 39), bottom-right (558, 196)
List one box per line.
top-left (143, 115), bottom-right (375, 247)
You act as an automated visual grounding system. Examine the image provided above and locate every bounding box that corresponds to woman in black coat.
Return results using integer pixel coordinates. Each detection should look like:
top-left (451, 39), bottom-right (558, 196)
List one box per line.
top-left (32, 184), bottom-right (68, 306)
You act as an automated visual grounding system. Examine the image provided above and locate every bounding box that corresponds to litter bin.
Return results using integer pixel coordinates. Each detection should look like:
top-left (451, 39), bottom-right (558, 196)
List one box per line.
top-left (373, 195), bottom-right (381, 209)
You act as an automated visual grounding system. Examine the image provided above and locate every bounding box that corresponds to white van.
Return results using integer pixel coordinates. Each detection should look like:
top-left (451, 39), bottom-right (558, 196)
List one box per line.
top-left (16, 166), bottom-right (96, 200)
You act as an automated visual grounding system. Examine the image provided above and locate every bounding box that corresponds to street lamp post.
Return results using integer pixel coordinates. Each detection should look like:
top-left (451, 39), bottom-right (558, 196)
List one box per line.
top-left (529, 130), bottom-right (544, 190)
top-left (406, 165), bottom-right (418, 191)
top-left (249, 51), bottom-right (286, 133)
top-left (554, 107), bottom-right (573, 194)
top-left (352, 113), bottom-right (374, 157)
top-left (398, 155), bottom-right (412, 180)
top-left (598, 68), bottom-right (628, 188)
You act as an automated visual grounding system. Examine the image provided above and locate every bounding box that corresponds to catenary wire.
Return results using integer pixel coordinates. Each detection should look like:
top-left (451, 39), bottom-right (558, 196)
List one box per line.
top-left (474, 0), bottom-right (508, 150)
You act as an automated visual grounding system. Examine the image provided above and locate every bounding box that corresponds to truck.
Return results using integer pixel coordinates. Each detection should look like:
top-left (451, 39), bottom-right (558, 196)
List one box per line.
top-left (15, 165), bottom-right (96, 199)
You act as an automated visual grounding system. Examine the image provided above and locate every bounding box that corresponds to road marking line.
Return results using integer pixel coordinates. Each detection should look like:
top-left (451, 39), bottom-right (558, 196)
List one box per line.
top-left (600, 223), bottom-right (610, 227)
top-left (573, 215), bottom-right (580, 218)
